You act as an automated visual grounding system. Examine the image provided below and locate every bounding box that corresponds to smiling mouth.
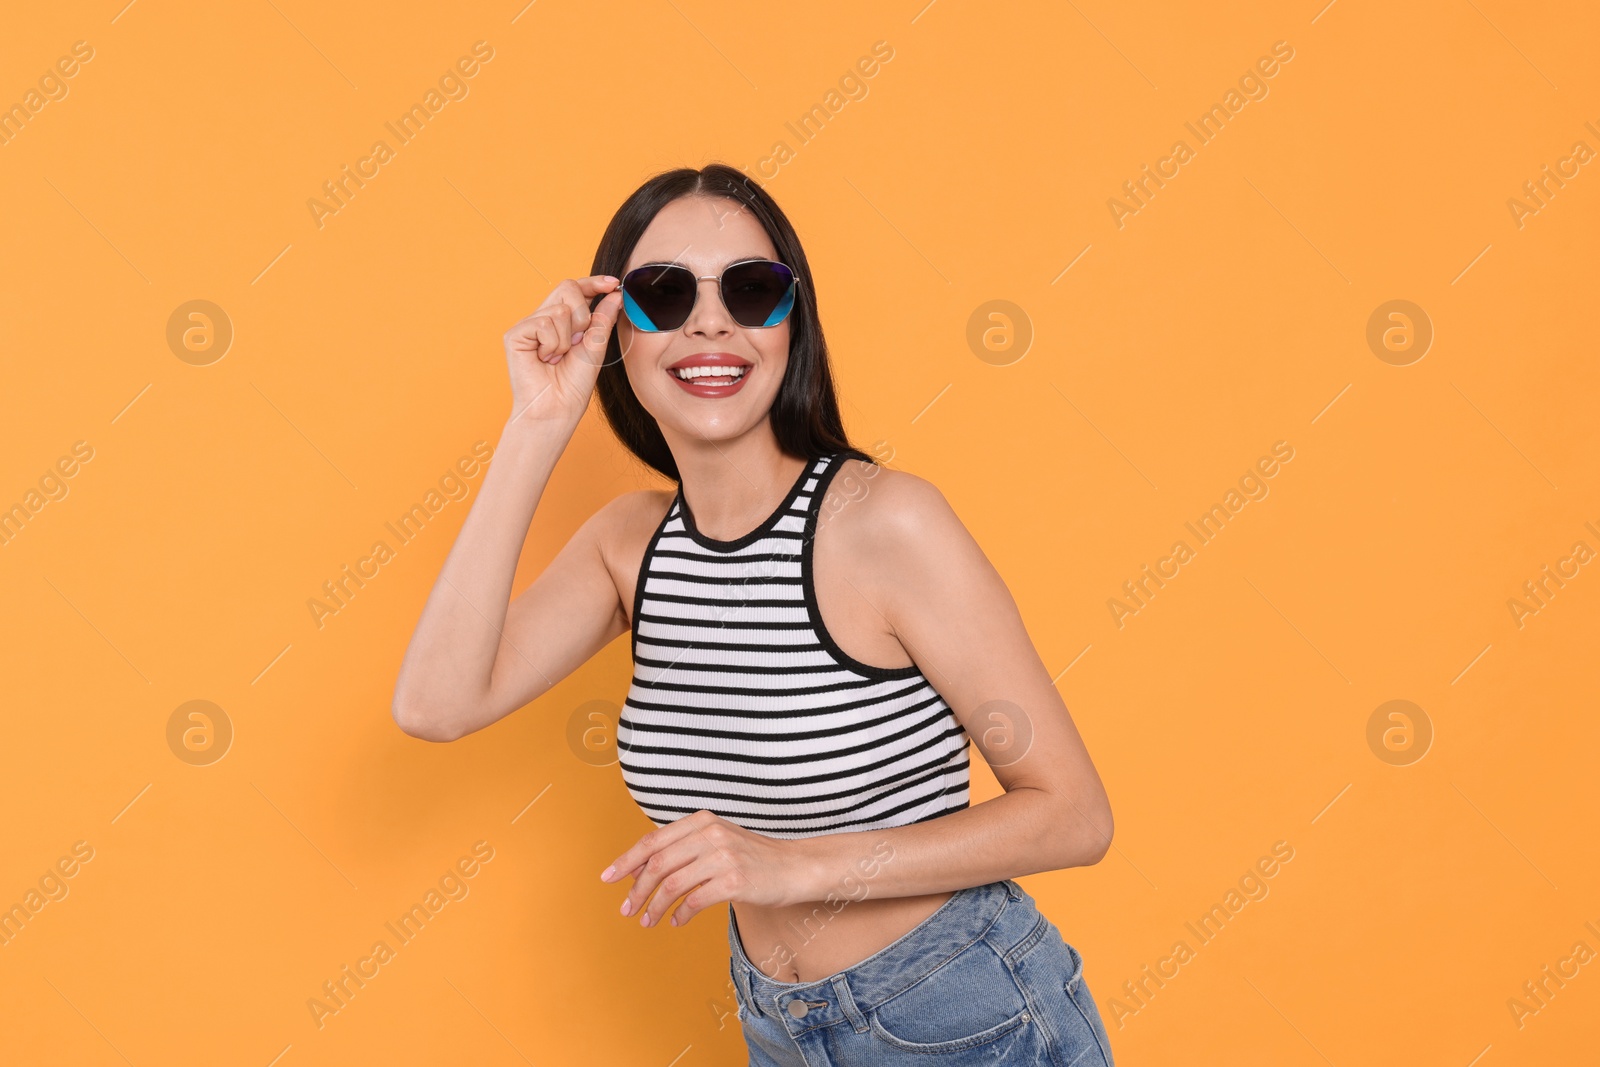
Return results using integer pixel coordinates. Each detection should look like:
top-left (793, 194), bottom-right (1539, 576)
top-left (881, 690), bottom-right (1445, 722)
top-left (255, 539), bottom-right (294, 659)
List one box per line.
top-left (670, 365), bottom-right (749, 385)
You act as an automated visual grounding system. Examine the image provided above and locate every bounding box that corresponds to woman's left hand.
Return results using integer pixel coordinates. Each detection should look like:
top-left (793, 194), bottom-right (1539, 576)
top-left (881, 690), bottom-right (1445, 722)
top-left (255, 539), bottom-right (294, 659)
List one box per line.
top-left (600, 810), bottom-right (810, 928)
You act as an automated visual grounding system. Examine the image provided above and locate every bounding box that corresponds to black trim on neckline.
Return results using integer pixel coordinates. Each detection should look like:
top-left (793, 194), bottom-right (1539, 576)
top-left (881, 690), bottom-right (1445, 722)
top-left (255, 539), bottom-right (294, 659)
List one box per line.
top-left (673, 455), bottom-right (823, 552)
top-left (800, 454), bottom-right (924, 680)
top-left (629, 492), bottom-right (678, 664)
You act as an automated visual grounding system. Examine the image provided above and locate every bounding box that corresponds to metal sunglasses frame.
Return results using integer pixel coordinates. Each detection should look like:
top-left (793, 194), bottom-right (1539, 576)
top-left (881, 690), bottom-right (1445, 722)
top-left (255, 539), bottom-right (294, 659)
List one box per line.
top-left (617, 257), bottom-right (800, 331)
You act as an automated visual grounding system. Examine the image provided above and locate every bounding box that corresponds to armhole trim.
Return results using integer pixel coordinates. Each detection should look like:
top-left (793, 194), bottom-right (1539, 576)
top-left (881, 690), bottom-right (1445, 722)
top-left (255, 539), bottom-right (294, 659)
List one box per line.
top-left (629, 489), bottom-right (679, 665)
top-left (801, 454), bottom-right (924, 681)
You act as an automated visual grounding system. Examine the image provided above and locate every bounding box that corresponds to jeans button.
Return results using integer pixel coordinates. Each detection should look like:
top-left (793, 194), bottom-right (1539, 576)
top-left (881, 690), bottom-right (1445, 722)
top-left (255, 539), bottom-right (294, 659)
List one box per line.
top-left (787, 999), bottom-right (809, 1019)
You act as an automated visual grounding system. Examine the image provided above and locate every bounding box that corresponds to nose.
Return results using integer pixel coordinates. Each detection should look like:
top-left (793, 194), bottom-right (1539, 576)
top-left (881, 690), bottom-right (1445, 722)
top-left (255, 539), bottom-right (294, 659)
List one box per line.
top-left (682, 276), bottom-right (734, 336)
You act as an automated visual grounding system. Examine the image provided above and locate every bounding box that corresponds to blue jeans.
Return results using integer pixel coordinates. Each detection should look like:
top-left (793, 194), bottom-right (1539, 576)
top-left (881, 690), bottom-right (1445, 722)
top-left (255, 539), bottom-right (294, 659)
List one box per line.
top-left (728, 879), bottom-right (1115, 1066)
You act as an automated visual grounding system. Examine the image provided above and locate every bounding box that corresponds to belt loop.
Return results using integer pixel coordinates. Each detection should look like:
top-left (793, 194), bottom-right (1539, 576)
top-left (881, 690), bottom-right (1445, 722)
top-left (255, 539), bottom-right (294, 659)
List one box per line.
top-left (1004, 878), bottom-right (1024, 901)
top-left (732, 961), bottom-right (758, 1017)
top-left (727, 907), bottom-right (760, 1018)
top-left (831, 974), bottom-right (869, 1033)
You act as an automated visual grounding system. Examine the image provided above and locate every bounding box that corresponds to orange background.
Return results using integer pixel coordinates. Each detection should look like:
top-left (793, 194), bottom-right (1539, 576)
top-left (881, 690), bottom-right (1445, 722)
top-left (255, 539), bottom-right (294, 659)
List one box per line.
top-left (2, 1), bottom-right (1597, 1064)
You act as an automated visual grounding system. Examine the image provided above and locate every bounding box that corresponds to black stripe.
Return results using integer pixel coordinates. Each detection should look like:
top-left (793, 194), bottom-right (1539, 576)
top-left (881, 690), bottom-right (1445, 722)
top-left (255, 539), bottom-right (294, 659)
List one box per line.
top-left (617, 719), bottom-right (968, 767)
top-left (630, 767), bottom-right (966, 825)
top-left (621, 687), bottom-right (943, 734)
top-left (624, 678), bottom-right (931, 709)
top-left (620, 742), bottom-right (969, 790)
top-left (637, 783), bottom-right (972, 835)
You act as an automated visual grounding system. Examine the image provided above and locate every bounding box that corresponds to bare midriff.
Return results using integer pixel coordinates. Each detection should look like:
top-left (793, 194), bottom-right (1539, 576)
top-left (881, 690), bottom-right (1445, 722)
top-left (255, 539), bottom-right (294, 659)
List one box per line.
top-left (732, 890), bottom-right (956, 984)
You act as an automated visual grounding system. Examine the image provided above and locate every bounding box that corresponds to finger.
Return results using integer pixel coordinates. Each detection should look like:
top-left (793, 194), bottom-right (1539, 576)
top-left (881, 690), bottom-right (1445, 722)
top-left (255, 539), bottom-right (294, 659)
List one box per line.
top-left (602, 810), bottom-right (710, 885)
top-left (606, 862), bottom-right (646, 912)
top-left (573, 290), bottom-right (623, 360)
top-left (547, 302), bottom-right (579, 356)
top-left (569, 274), bottom-right (620, 300)
top-left (622, 835), bottom-right (709, 924)
top-left (582, 287), bottom-right (617, 342)
top-left (621, 835), bottom-right (699, 922)
top-left (505, 320), bottom-right (541, 353)
top-left (638, 854), bottom-right (717, 928)
top-left (666, 875), bottom-right (727, 928)
top-left (564, 295), bottom-right (593, 342)
top-left (530, 315), bottom-right (561, 360)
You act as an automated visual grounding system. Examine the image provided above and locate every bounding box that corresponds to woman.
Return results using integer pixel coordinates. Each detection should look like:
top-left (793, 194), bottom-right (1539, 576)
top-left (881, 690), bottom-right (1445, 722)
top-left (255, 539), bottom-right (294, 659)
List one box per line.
top-left (392, 164), bottom-right (1117, 1066)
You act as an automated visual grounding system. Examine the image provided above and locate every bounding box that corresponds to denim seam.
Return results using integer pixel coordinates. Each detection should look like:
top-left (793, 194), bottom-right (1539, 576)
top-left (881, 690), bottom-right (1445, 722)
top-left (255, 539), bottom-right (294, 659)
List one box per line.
top-left (730, 957), bottom-right (758, 1019)
top-left (1067, 982), bottom-right (1113, 1067)
top-left (1002, 911), bottom-right (1052, 965)
top-left (997, 945), bottom-right (1056, 1067)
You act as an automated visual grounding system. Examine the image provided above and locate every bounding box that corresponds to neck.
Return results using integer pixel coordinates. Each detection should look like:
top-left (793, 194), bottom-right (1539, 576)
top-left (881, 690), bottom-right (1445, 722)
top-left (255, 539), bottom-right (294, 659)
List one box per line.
top-left (671, 437), bottom-right (809, 542)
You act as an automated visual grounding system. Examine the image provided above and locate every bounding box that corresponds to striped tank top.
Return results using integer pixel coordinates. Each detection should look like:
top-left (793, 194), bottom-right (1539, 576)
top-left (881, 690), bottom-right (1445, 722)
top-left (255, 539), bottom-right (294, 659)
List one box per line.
top-left (617, 451), bottom-right (971, 840)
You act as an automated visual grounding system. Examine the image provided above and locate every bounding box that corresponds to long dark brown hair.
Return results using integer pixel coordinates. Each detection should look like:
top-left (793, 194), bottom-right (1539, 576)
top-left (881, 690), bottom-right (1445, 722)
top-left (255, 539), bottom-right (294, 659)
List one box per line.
top-left (589, 164), bottom-right (872, 482)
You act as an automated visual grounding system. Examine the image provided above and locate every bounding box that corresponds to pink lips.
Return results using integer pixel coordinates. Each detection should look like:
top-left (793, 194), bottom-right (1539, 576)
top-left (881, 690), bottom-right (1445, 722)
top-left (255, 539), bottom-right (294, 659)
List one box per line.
top-left (666, 353), bottom-right (753, 398)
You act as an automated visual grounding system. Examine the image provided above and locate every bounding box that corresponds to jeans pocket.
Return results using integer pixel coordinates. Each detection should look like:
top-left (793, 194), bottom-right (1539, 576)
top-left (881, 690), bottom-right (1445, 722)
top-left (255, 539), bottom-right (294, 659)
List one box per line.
top-left (868, 940), bottom-right (1034, 1055)
top-left (1060, 941), bottom-right (1114, 1066)
top-left (1062, 939), bottom-right (1086, 996)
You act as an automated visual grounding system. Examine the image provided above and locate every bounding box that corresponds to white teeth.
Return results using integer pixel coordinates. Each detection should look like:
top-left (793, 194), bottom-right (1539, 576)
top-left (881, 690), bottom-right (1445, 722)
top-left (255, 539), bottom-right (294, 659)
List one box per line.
top-left (673, 365), bottom-right (748, 381)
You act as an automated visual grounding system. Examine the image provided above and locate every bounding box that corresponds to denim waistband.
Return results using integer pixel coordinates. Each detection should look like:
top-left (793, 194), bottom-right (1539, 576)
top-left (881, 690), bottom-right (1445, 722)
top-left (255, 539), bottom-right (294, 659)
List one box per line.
top-left (727, 879), bottom-right (1038, 1035)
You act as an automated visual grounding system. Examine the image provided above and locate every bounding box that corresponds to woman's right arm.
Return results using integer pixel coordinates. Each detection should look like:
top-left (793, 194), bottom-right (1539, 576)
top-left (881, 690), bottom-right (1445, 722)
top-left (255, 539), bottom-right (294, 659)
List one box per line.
top-left (390, 274), bottom-right (627, 742)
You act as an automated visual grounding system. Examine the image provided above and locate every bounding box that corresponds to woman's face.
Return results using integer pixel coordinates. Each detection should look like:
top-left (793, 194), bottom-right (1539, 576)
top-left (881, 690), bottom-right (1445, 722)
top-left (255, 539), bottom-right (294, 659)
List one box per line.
top-left (616, 195), bottom-right (792, 447)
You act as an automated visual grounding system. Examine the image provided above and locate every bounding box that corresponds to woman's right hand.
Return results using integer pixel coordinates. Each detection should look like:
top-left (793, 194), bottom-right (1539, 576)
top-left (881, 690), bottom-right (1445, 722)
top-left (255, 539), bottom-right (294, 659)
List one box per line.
top-left (503, 274), bottom-right (625, 425)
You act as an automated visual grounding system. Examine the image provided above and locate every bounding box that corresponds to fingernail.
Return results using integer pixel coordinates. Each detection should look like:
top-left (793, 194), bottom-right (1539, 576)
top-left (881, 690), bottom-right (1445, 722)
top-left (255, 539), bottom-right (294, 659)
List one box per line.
top-left (620, 898), bottom-right (632, 917)
top-left (601, 865), bottom-right (615, 881)
top-left (639, 912), bottom-right (650, 927)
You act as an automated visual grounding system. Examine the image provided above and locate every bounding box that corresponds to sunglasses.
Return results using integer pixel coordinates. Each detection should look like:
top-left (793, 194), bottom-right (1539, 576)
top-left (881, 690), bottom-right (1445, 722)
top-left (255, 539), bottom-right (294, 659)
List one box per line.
top-left (617, 258), bottom-right (799, 332)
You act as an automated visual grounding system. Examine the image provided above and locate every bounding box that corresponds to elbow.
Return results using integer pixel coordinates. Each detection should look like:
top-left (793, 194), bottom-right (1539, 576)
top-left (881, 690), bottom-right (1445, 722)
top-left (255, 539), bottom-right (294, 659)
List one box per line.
top-left (1087, 807), bottom-right (1113, 865)
top-left (1085, 798), bottom-right (1114, 865)
top-left (391, 701), bottom-right (465, 743)
top-left (1056, 790), bottom-right (1113, 868)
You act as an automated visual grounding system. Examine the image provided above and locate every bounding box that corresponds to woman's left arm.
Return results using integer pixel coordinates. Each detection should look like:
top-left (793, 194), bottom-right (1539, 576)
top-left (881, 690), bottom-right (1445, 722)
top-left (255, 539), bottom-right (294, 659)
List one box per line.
top-left (602, 465), bottom-right (1114, 926)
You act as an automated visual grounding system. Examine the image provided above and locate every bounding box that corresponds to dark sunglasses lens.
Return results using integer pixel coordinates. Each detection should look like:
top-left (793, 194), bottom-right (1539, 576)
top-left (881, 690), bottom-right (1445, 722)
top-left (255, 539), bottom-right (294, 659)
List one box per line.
top-left (621, 264), bottom-right (697, 332)
top-left (722, 261), bottom-right (796, 328)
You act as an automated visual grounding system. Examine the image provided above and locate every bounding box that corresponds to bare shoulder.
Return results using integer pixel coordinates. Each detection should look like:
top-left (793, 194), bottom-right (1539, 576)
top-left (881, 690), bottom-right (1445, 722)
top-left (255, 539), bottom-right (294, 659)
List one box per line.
top-left (819, 457), bottom-right (1004, 638)
top-left (589, 485), bottom-right (676, 625)
top-left (820, 458), bottom-right (995, 603)
top-left (590, 485), bottom-right (674, 557)
top-left (823, 458), bottom-right (966, 550)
